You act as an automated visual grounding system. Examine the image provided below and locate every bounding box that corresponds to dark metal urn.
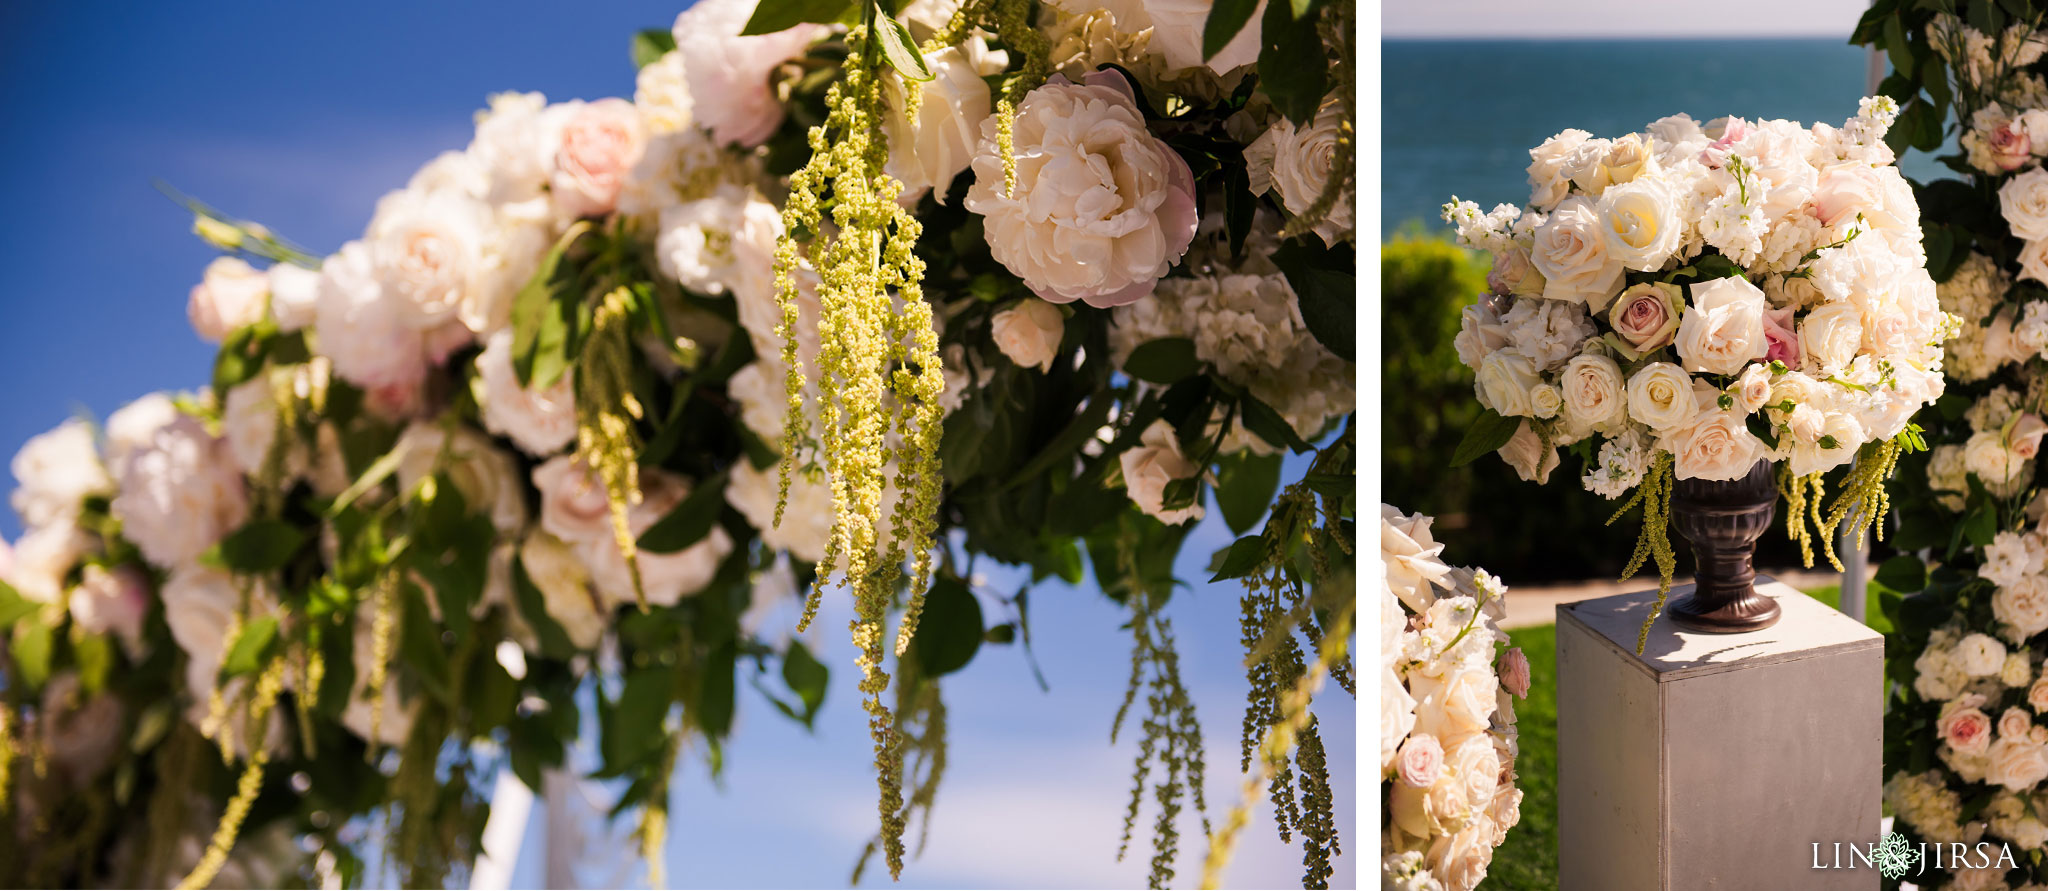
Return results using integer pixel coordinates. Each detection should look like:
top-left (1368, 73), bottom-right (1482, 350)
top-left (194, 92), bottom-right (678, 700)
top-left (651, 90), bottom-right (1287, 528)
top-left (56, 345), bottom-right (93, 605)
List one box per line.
top-left (1666, 459), bottom-right (1781, 634)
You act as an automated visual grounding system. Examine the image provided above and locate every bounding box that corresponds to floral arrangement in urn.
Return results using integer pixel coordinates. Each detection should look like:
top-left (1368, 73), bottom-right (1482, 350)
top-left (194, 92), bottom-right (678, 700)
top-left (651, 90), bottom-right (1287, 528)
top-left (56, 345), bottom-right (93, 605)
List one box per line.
top-left (0, 0), bottom-right (1359, 888)
top-left (1379, 505), bottom-right (1527, 891)
top-left (1441, 98), bottom-right (1952, 638)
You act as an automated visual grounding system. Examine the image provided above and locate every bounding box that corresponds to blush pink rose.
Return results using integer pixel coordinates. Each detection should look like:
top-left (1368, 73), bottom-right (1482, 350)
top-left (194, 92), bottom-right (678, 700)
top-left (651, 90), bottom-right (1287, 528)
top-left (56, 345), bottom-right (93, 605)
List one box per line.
top-left (1993, 122), bottom-right (2034, 172)
top-left (1941, 696), bottom-right (1994, 755)
top-left (1499, 648), bottom-right (1531, 699)
top-left (674, 0), bottom-right (827, 147)
top-left (2012, 413), bottom-right (2048, 460)
top-left (1813, 163), bottom-right (1883, 227)
top-left (1396, 733), bottom-right (1445, 788)
top-left (532, 455), bottom-right (616, 546)
top-left (1608, 282), bottom-right (1683, 354)
top-left (552, 98), bottom-right (647, 218)
top-left (1761, 305), bottom-right (1800, 365)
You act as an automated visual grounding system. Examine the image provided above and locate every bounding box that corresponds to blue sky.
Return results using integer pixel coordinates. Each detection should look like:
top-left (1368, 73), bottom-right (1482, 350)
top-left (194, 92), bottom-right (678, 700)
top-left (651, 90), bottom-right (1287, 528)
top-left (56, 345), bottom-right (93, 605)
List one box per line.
top-left (0, 3), bottom-right (1355, 887)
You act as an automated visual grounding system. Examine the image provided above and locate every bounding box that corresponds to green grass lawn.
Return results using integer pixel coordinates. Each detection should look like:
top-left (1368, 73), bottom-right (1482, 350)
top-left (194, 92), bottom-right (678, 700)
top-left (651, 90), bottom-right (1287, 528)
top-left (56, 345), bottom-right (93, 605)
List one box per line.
top-left (1480, 583), bottom-right (1889, 888)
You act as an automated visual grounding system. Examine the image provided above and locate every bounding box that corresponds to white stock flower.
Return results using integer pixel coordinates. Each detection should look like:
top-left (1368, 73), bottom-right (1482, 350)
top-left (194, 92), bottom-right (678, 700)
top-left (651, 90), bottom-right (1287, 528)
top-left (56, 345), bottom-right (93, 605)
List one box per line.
top-left (475, 329), bottom-right (577, 457)
top-left (965, 69), bottom-right (1199, 308)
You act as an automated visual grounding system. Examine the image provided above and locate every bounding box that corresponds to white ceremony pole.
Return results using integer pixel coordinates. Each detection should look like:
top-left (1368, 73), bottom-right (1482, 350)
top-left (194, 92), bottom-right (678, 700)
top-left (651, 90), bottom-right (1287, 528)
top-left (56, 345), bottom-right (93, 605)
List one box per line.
top-left (470, 767), bottom-right (535, 891)
top-left (1834, 34), bottom-right (1889, 625)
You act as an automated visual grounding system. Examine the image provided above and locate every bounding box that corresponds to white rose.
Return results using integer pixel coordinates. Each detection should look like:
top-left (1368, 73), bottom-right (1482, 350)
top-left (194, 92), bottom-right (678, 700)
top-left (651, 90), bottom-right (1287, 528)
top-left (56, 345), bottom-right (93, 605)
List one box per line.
top-left (532, 455), bottom-right (616, 547)
top-left (1529, 197), bottom-right (1626, 309)
top-left (313, 241), bottom-right (429, 392)
top-left (674, 0), bottom-right (826, 147)
top-left (1676, 276), bottom-right (1769, 376)
top-left (364, 185), bottom-right (491, 329)
top-left (475, 329), bottom-right (577, 457)
top-left (1561, 137), bottom-right (1614, 197)
top-left (1529, 383), bottom-right (1563, 419)
top-left (965, 69), bottom-right (1198, 308)
top-left (266, 262), bottom-right (321, 332)
top-left (576, 468), bottom-right (734, 609)
top-left (2021, 237), bottom-right (2048, 287)
top-left (7, 524), bottom-right (92, 605)
top-left (10, 418), bottom-right (111, 528)
top-left (1798, 302), bottom-right (1865, 375)
top-left (187, 257), bottom-right (271, 343)
top-left (883, 39), bottom-right (1009, 202)
top-left (1786, 410), bottom-right (1863, 478)
top-left (1244, 93), bottom-right (1353, 246)
top-left (1382, 669), bottom-right (1418, 775)
top-left (1811, 162), bottom-right (1883, 228)
top-left (1960, 632), bottom-right (2011, 677)
top-left (1965, 429), bottom-right (2031, 486)
top-left (392, 423), bottom-right (529, 535)
top-left (1111, 0), bottom-right (1264, 73)
top-left (727, 458), bottom-right (835, 564)
top-left (1381, 505), bottom-right (1452, 614)
top-left (1474, 351), bottom-right (1541, 418)
top-left (1998, 575), bottom-right (2048, 638)
top-left (1597, 174), bottom-right (1682, 271)
top-left (1527, 129), bottom-right (1591, 210)
top-left (1666, 391), bottom-right (1764, 482)
top-left (2004, 167), bottom-right (2048, 241)
top-left (109, 414), bottom-right (248, 570)
top-left (1496, 419), bottom-right (1559, 484)
top-left (1733, 363), bottom-right (1773, 413)
top-left (991, 299), bottom-right (1066, 372)
top-left (1120, 420), bottom-right (1204, 525)
top-left (1625, 362), bottom-right (1695, 431)
top-left (1560, 353), bottom-right (1625, 428)
top-left (1988, 739), bottom-right (2048, 792)
top-left (1409, 666), bottom-right (1498, 741)
top-left (518, 531), bottom-right (604, 650)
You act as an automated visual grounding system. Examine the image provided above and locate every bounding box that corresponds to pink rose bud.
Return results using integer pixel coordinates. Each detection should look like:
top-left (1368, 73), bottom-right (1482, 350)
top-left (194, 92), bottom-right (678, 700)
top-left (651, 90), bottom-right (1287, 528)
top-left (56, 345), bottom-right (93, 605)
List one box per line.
top-left (2012, 413), bottom-right (2048, 460)
top-left (552, 98), bottom-right (647, 219)
top-left (1761, 305), bottom-right (1800, 366)
top-left (1499, 648), bottom-right (1532, 699)
top-left (1939, 698), bottom-right (1993, 755)
top-left (1993, 123), bottom-right (2034, 172)
top-left (1396, 733), bottom-right (1444, 788)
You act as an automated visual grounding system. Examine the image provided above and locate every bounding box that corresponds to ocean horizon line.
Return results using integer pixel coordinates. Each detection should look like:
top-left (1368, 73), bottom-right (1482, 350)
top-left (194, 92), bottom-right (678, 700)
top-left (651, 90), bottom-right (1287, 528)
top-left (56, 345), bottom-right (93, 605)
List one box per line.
top-left (1383, 33), bottom-right (1856, 43)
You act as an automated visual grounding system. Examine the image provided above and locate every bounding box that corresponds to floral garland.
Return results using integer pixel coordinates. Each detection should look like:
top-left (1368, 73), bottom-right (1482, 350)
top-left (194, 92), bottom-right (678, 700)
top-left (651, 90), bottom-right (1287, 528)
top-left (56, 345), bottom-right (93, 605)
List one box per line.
top-left (0, 0), bottom-right (1356, 887)
top-left (1378, 506), bottom-right (1527, 891)
top-left (1440, 99), bottom-right (1951, 645)
top-left (1853, 3), bottom-right (2048, 889)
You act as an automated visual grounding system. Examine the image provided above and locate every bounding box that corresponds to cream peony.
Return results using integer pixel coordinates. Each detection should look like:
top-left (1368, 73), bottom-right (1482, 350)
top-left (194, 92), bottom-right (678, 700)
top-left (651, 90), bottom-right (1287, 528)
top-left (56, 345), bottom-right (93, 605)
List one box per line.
top-left (1625, 362), bottom-right (1695, 431)
top-left (532, 455), bottom-right (616, 546)
top-left (673, 0), bottom-right (826, 147)
top-left (1675, 276), bottom-right (1769, 376)
top-left (991, 299), bottom-right (1066, 372)
top-left (1529, 197), bottom-right (1626, 309)
top-left (313, 241), bottom-right (429, 392)
top-left (1596, 174), bottom-right (1683, 271)
top-left (10, 418), bottom-right (111, 529)
top-left (187, 256), bottom-right (271, 343)
top-left (364, 185), bottom-right (491, 330)
top-left (883, 39), bottom-right (1009, 202)
top-left (475, 329), bottom-right (577, 457)
top-left (109, 413), bottom-right (248, 570)
top-left (1120, 420), bottom-right (1205, 525)
top-left (965, 69), bottom-right (1199, 308)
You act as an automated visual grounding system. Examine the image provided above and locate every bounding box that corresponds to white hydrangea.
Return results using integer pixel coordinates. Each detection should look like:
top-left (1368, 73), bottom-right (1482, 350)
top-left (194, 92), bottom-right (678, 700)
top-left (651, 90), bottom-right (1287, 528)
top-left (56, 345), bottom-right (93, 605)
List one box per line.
top-left (1885, 769), bottom-right (1967, 844)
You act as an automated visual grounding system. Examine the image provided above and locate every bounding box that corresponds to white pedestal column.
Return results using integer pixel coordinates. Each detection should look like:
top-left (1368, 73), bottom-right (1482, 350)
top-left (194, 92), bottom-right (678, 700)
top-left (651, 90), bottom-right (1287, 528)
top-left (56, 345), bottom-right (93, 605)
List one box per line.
top-left (1556, 575), bottom-right (1884, 890)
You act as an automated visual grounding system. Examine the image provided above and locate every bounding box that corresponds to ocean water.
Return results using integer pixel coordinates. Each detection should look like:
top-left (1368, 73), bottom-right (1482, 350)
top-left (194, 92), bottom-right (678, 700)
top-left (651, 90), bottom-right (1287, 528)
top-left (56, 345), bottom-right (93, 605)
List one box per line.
top-left (1380, 38), bottom-right (1940, 234)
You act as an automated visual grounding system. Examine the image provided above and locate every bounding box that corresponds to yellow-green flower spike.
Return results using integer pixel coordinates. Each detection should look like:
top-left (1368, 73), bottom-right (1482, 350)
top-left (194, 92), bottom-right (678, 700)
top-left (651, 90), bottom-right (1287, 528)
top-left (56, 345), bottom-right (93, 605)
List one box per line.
top-left (176, 657), bottom-right (287, 891)
top-left (575, 287), bottom-right (650, 609)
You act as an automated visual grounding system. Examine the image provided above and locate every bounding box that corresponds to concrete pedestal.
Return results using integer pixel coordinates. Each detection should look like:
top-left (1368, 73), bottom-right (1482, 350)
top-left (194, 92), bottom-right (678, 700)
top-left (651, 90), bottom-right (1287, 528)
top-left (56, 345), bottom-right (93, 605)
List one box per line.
top-left (1556, 576), bottom-right (1883, 890)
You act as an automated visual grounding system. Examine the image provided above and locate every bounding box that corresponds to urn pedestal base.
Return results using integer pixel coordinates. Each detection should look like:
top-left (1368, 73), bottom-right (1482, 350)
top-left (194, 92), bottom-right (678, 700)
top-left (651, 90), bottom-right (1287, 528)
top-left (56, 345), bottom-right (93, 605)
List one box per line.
top-left (1557, 579), bottom-right (1882, 890)
top-left (1668, 460), bottom-right (1781, 634)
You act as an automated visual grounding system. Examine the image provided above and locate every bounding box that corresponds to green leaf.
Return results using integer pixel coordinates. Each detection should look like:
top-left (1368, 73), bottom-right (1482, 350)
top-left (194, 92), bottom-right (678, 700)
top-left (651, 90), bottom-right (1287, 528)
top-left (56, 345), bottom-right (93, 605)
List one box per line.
top-left (873, 11), bottom-right (934, 82)
top-left (399, 588), bottom-right (452, 704)
top-left (1202, 0), bottom-right (1260, 61)
top-left (741, 0), bottom-right (855, 35)
top-left (638, 470), bottom-right (730, 553)
top-left (1272, 239), bottom-right (1355, 361)
top-left (72, 629), bottom-right (112, 694)
top-left (13, 616), bottom-right (53, 692)
top-left (510, 222), bottom-right (591, 389)
top-left (781, 639), bottom-right (830, 722)
top-left (1745, 413), bottom-right (1780, 451)
top-left (211, 321), bottom-right (275, 399)
top-left (327, 446), bottom-right (406, 516)
top-left (1874, 554), bottom-right (1927, 594)
top-left (1257, 0), bottom-right (1328, 124)
top-left (1238, 391), bottom-right (1312, 454)
top-left (220, 615), bottom-right (280, 680)
top-left (1964, 502), bottom-right (1999, 548)
top-left (1209, 535), bottom-right (1267, 582)
top-left (1216, 451), bottom-right (1283, 535)
top-left (694, 640), bottom-right (738, 738)
top-left (1450, 410), bottom-right (1520, 468)
top-left (607, 666), bottom-right (675, 767)
top-left (1124, 337), bottom-right (1202, 384)
top-left (912, 575), bottom-right (984, 677)
top-left (0, 580), bottom-right (38, 630)
top-left (631, 29), bottom-right (676, 70)
top-left (216, 519), bottom-right (308, 574)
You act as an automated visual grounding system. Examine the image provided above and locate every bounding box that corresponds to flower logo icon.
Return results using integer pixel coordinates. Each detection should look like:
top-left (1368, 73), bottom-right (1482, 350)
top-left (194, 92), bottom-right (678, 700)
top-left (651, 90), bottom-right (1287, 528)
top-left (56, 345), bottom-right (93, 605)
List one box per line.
top-left (1875, 832), bottom-right (1921, 879)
